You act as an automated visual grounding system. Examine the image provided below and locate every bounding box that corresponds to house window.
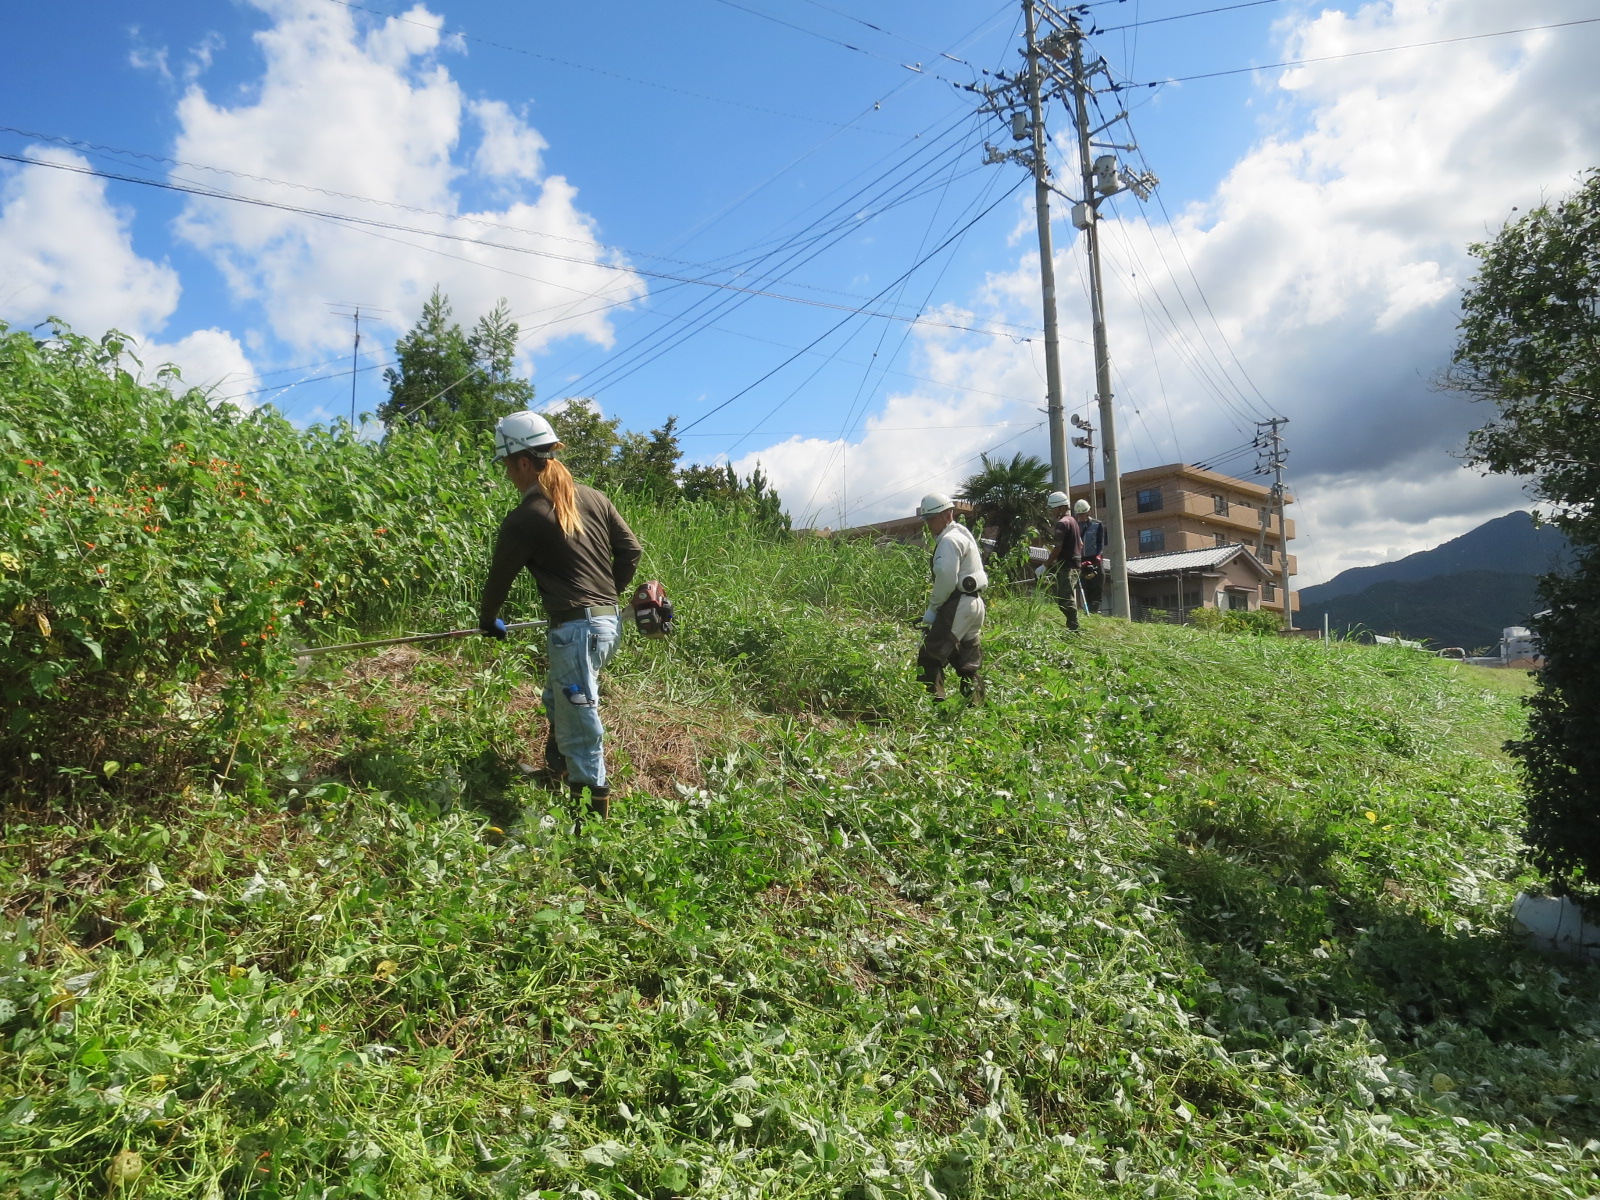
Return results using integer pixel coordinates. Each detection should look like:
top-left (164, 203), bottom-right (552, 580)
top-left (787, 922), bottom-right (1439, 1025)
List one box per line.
top-left (1260, 543), bottom-right (1274, 563)
top-left (1213, 532), bottom-right (1226, 547)
top-left (1136, 487), bottom-right (1164, 513)
top-left (1138, 528), bottom-right (1165, 553)
top-left (1263, 582), bottom-right (1276, 602)
top-left (1182, 588), bottom-right (1201, 607)
top-left (1212, 493), bottom-right (1229, 516)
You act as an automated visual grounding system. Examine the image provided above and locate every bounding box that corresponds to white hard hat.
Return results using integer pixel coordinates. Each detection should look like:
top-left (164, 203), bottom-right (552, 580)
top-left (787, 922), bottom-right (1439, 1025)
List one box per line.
top-left (1046, 490), bottom-right (1070, 509)
top-left (1073, 499), bottom-right (1091, 515)
top-left (917, 492), bottom-right (954, 518)
top-left (493, 410), bottom-right (560, 460)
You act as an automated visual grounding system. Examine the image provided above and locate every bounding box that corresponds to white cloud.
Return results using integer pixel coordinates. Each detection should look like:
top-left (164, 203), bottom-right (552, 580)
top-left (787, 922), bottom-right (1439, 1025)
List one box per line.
top-left (142, 328), bottom-right (261, 402)
top-left (0, 147), bottom-right (260, 401)
top-left (0, 148), bottom-right (181, 335)
top-left (472, 99), bottom-right (547, 181)
top-left (739, 0), bottom-right (1600, 583)
top-left (170, 0), bottom-right (644, 363)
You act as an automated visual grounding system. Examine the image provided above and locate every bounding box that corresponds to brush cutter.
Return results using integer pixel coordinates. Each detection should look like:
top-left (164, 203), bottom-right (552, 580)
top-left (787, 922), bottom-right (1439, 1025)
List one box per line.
top-left (294, 620), bottom-right (547, 658)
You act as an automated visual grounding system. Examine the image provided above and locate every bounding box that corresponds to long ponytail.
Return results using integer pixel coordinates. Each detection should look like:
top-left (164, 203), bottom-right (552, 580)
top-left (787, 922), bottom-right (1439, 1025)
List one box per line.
top-left (537, 455), bottom-right (585, 538)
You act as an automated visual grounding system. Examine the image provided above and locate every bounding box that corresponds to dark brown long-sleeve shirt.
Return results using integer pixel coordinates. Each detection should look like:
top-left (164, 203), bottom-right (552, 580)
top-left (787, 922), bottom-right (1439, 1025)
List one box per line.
top-left (478, 484), bottom-right (643, 625)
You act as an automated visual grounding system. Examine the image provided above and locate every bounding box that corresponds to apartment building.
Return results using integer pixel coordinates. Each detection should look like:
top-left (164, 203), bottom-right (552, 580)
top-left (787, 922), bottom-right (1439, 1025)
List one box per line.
top-left (1070, 463), bottom-right (1299, 618)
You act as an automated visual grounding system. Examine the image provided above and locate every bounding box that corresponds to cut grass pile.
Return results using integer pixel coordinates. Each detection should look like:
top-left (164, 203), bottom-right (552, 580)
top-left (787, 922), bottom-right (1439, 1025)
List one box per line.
top-left (5, 536), bottom-right (1598, 1199)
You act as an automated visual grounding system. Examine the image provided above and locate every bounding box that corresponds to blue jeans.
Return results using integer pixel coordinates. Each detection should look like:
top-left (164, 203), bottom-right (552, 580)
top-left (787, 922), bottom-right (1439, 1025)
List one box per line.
top-left (541, 614), bottom-right (621, 789)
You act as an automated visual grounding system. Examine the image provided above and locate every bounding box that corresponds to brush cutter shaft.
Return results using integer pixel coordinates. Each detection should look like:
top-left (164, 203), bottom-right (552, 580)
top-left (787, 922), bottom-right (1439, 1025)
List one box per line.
top-left (296, 620), bottom-right (547, 657)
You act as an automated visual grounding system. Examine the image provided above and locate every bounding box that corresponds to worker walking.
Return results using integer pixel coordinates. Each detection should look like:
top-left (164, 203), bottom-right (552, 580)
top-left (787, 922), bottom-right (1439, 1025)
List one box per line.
top-left (915, 493), bottom-right (988, 701)
top-left (479, 411), bottom-right (643, 821)
top-left (1037, 491), bottom-right (1083, 631)
top-left (1075, 498), bottom-right (1107, 615)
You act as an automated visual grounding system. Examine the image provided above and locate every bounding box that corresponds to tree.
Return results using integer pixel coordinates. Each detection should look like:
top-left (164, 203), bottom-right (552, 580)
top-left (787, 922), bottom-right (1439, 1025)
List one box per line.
top-left (680, 462), bottom-right (790, 531)
top-left (612, 416), bottom-right (682, 502)
top-left (957, 452), bottom-right (1052, 557)
top-left (1453, 168), bottom-right (1600, 893)
top-left (545, 398), bottom-right (621, 482)
top-left (379, 288), bottom-right (533, 436)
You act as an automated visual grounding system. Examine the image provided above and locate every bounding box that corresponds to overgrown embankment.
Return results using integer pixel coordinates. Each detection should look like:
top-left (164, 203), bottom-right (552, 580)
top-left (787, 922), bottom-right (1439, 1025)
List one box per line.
top-left (4, 327), bottom-right (1599, 1198)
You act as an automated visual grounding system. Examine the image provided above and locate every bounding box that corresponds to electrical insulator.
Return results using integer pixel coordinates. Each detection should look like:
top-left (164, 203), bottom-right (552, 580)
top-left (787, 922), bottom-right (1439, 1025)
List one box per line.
top-left (1011, 112), bottom-right (1028, 141)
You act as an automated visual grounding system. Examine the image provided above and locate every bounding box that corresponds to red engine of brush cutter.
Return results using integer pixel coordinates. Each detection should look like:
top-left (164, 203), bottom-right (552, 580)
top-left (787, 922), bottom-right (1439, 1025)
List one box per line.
top-left (630, 580), bottom-right (676, 638)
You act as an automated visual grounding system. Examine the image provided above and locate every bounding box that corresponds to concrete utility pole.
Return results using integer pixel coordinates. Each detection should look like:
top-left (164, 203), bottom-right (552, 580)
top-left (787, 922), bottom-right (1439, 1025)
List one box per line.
top-left (969, 2), bottom-right (1157, 620)
top-left (1256, 417), bottom-right (1294, 629)
top-left (1022, 0), bottom-right (1069, 496)
top-left (1063, 22), bottom-right (1132, 622)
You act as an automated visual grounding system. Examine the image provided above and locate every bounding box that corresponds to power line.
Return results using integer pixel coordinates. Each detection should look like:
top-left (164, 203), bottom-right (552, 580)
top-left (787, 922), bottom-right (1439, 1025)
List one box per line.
top-left (0, 152), bottom-right (1031, 342)
top-left (677, 179), bottom-right (1027, 436)
top-left (0, 124), bottom-right (1005, 324)
top-left (789, 0), bottom-right (977, 61)
top-left (1110, 16), bottom-right (1600, 89)
top-left (703, 0), bottom-right (907, 64)
top-left (320, 0), bottom-right (913, 134)
top-left (1092, 0), bottom-right (1286, 36)
top-left (554, 114), bottom-right (1018, 399)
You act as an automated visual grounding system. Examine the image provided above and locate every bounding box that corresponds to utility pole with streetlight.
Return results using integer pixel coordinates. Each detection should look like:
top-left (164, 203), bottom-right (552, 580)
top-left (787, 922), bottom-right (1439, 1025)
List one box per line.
top-left (967, 0), bottom-right (1157, 619)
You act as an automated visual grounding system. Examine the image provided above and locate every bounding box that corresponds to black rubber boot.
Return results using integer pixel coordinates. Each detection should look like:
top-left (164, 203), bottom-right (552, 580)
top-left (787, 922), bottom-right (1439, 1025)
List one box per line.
top-left (544, 729), bottom-right (568, 782)
top-left (570, 783), bottom-right (610, 828)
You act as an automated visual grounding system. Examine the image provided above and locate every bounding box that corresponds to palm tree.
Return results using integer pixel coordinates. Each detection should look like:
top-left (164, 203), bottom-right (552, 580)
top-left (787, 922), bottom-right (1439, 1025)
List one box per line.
top-left (957, 452), bottom-right (1052, 557)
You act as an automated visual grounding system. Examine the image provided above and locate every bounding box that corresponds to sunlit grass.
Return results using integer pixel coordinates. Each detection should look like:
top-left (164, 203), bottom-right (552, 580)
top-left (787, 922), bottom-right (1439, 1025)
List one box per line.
top-left (4, 341), bottom-right (1596, 1196)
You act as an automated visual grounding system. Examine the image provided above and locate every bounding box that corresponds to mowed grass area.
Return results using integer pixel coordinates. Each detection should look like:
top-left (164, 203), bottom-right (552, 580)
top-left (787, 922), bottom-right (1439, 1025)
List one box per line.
top-left (5, 537), bottom-right (1597, 1200)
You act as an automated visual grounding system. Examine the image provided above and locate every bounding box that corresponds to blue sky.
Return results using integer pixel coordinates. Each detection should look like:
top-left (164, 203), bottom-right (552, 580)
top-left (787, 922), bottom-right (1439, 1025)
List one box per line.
top-left (3, 0), bottom-right (1598, 582)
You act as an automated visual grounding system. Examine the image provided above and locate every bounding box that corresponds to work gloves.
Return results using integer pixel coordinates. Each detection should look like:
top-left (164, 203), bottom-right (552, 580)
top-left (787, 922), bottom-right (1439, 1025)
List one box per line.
top-left (1034, 564), bottom-right (1049, 580)
top-left (481, 618), bottom-right (508, 640)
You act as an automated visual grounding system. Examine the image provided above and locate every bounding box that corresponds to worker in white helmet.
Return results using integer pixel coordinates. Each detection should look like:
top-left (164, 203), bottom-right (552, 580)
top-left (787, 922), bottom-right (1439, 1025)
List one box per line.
top-left (479, 410), bottom-right (642, 821)
top-left (1074, 498), bottom-right (1107, 615)
top-left (1036, 490), bottom-right (1082, 631)
top-left (914, 493), bottom-right (988, 700)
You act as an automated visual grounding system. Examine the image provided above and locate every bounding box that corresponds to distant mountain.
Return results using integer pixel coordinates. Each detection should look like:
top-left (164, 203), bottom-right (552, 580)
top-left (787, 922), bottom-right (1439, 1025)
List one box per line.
top-left (1306, 570), bottom-right (1544, 651)
top-left (1300, 511), bottom-right (1568, 606)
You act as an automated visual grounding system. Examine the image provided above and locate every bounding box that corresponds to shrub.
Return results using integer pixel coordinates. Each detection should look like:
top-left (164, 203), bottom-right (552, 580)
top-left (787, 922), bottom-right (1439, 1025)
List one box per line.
top-left (0, 324), bottom-right (508, 794)
top-left (1190, 606), bottom-right (1281, 635)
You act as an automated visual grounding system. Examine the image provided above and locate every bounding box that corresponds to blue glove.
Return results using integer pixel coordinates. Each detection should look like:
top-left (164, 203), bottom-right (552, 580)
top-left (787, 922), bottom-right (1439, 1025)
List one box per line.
top-left (481, 618), bottom-right (508, 640)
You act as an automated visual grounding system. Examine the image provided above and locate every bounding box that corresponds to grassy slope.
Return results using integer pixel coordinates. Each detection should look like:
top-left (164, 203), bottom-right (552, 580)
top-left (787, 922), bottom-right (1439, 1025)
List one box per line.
top-left (5, 509), bottom-right (1600, 1200)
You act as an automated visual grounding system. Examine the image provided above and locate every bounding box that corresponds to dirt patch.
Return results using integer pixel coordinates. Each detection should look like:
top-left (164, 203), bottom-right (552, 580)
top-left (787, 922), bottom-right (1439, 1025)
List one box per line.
top-left (341, 643), bottom-right (427, 683)
top-left (498, 678), bottom-right (750, 798)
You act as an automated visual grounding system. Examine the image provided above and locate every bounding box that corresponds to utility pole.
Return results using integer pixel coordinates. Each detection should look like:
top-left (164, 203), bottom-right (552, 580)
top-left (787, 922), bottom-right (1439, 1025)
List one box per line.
top-left (1064, 21), bottom-right (1134, 623)
top-left (969, 2), bottom-right (1156, 619)
top-left (1256, 417), bottom-right (1294, 629)
top-left (329, 302), bottom-right (388, 427)
top-left (1023, 0), bottom-right (1069, 496)
top-left (1070, 411), bottom-right (1096, 511)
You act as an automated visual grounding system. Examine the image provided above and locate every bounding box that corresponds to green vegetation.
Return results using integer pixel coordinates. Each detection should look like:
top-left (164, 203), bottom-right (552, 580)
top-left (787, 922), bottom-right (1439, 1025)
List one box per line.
top-left (5, 324), bottom-right (1600, 1198)
top-left (957, 452), bottom-right (1051, 558)
top-left (379, 289), bottom-right (534, 437)
top-left (1454, 168), bottom-right (1600, 894)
